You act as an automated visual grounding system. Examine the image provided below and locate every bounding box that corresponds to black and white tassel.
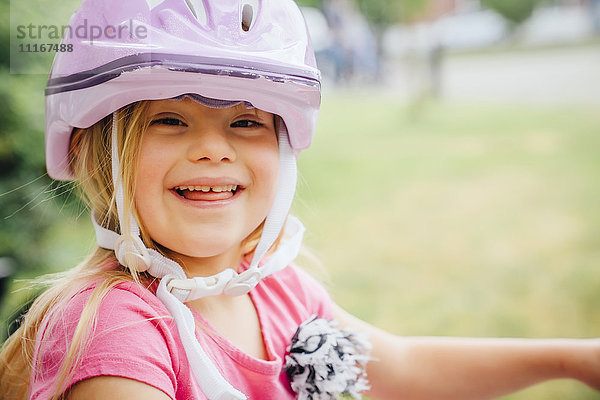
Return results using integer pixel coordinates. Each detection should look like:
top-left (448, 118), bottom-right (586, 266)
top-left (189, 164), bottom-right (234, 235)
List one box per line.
top-left (284, 315), bottom-right (371, 400)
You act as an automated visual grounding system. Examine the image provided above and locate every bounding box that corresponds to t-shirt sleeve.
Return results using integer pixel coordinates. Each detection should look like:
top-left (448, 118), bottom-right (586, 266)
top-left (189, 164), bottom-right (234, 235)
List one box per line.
top-left (30, 282), bottom-right (181, 400)
top-left (264, 264), bottom-right (334, 323)
top-left (291, 265), bottom-right (334, 320)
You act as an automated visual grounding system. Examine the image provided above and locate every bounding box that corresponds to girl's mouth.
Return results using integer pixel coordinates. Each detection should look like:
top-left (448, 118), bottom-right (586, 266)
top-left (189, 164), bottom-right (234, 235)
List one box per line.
top-left (172, 185), bottom-right (242, 201)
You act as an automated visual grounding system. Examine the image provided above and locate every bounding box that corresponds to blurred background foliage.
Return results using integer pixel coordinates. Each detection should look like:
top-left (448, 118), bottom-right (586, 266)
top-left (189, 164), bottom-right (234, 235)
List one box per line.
top-left (1, 0), bottom-right (600, 398)
top-left (480, 0), bottom-right (544, 26)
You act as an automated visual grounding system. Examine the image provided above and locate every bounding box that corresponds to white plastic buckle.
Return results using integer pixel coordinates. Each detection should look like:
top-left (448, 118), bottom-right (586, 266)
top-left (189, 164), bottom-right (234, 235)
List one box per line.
top-left (168, 269), bottom-right (238, 301)
top-left (223, 268), bottom-right (261, 297)
top-left (114, 235), bottom-right (151, 272)
top-left (166, 277), bottom-right (197, 293)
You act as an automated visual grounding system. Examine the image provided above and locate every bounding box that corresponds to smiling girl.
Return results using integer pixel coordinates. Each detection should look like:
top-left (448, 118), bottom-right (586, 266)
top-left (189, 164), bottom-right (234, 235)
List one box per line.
top-left (1, 1), bottom-right (599, 399)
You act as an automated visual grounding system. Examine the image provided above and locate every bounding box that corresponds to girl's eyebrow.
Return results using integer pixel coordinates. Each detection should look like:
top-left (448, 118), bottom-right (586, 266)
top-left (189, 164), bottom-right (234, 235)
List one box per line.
top-left (232, 106), bottom-right (274, 121)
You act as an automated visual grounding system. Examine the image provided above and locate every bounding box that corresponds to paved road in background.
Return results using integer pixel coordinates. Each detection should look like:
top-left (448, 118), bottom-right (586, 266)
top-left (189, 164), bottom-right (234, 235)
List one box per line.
top-left (386, 44), bottom-right (600, 106)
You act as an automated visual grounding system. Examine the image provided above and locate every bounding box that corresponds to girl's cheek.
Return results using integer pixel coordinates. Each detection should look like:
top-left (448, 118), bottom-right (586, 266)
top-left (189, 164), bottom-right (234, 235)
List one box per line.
top-left (135, 142), bottom-right (168, 205)
top-left (259, 147), bottom-right (280, 199)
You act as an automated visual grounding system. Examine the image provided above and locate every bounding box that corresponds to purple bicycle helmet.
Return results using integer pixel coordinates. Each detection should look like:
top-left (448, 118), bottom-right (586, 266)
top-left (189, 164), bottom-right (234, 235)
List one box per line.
top-left (44, 1), bottom-right (321, 399)
top-left (46, 0), bottom-right (320, 180)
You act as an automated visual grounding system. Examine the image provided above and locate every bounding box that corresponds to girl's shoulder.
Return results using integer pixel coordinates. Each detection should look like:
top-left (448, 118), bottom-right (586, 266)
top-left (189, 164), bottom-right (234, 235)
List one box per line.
top-left (31, 277), bottom-right (183, 400)
top-left (36, 275), bottom-right (179, 355)
top-left (56, 277), bottom-right (169, 325)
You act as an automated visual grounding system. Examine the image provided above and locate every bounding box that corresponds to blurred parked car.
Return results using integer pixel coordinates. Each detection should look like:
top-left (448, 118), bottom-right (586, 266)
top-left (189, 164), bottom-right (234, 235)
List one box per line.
top-left (383, 9), bottom-right (508, 57)
top-left (520, 5), bottom-right (597, 45)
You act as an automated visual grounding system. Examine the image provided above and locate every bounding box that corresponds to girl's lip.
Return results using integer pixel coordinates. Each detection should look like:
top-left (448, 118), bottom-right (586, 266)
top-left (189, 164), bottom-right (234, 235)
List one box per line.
top-left (168, 186), bottom-right (244, 208)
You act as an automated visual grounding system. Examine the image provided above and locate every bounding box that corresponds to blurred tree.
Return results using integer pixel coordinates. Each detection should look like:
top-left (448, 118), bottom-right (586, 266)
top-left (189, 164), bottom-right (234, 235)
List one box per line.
top-left (0, 0), bottom-right (85, 341)
top-left (481, 0), bottom-right (544, 26)
top-left (354, 0), bottom-right (430, 27)
top-left (296, 0), bottom-right (431, 27)
top-left (295, 0), bottom-right (323, 8)
top-left (0, 75), bottom-right (60, 273)
top-left (0, 0), bottom-right (80, 282)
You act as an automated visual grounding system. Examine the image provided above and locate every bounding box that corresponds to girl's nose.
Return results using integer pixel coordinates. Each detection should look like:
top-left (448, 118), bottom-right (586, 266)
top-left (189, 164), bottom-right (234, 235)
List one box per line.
top-left (186, 125), bottom-right (236, 163)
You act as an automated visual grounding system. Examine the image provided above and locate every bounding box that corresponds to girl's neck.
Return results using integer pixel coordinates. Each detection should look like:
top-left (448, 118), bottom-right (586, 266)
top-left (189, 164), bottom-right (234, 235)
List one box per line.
top-left (165, 245), bottom-right (245, 277)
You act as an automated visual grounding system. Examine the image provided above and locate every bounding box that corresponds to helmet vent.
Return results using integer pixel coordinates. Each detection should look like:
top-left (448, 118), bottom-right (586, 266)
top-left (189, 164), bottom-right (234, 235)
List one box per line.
top-left (185, 0), bottom-right (208, 26)
top-left (241, 1), bottom-right (257, 32)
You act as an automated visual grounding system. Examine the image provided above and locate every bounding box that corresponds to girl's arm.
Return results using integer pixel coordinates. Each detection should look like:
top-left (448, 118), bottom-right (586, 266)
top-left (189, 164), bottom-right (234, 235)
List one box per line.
top-left (66, 376), bottom-right (172, 400)
top-left (332, 303), bottom-right (600, 400)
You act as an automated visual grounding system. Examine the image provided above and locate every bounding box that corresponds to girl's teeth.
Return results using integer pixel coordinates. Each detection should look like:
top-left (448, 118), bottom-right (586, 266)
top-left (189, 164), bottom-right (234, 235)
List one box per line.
top-left (212, 185), bottom-right (236, 192)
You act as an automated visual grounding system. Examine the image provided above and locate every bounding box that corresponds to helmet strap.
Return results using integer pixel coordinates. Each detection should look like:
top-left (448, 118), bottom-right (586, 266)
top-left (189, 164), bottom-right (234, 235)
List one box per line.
top-left (248, 121), bottom-right (297, 270)
top-left (110, 111), bottom-right (151, 271)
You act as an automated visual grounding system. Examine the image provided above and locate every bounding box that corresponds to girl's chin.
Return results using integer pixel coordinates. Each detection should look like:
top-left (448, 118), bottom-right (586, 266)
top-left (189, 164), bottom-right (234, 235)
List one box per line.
top-left (160, 242), bottom-right (243, 262)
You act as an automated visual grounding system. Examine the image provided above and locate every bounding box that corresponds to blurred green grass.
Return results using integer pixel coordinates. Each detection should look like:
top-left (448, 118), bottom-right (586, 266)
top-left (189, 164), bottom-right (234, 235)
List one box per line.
top-left (2, 91), bottom-right (599, 399)
top-left (293, 91), bottom-right (600, 399)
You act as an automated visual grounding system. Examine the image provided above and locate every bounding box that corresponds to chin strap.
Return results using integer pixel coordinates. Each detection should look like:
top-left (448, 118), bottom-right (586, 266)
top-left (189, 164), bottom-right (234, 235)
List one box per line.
top-left (92, 214), bottom-right (305, 302)
top-left (103, 110), bottom-right (303, 399)
top-left (92, 213), bottom-right (305, 400)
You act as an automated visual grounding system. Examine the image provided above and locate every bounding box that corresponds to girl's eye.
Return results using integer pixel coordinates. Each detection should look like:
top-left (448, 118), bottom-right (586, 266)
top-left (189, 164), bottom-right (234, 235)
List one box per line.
top-left (231, 119), bottom-right (263, 128)
top-left (150, 117), bottom-right (186, 126)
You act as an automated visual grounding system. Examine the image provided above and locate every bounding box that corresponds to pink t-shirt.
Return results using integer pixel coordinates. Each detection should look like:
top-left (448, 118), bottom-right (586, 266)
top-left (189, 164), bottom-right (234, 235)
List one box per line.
top-left (29, 264), bottom-right (333, 399)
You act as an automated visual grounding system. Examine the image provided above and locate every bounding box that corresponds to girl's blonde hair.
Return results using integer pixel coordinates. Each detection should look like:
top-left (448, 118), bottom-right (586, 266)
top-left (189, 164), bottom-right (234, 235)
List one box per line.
top-left (0, 100), bottom-right (276, 399)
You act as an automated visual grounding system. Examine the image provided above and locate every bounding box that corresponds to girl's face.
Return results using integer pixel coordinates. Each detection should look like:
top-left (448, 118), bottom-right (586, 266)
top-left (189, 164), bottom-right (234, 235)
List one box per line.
top-left (135, 98), bottom-right (279, 273)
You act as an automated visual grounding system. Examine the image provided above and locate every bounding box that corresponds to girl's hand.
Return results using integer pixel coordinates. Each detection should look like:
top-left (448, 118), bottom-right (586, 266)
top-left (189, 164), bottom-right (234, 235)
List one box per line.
top-left (570, 339), bottom-right (600, 390)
